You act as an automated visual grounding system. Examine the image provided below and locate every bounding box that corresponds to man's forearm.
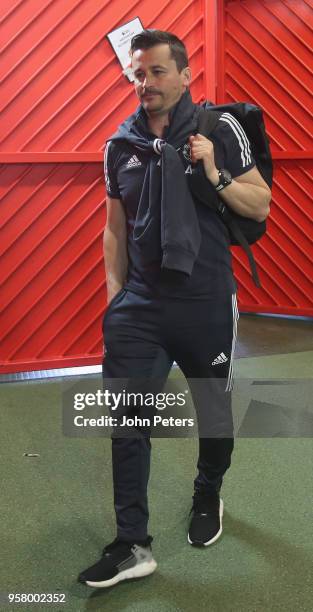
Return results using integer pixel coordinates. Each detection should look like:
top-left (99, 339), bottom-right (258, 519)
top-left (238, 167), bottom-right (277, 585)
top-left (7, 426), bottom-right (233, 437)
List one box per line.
top-left (209, 169), bottom-right (271, 222)
top-left (189, 134), bottom-right (271, 223)
top-left (215, 179), bottom-right (270, 222)
top-left (103, 228), bottom-right (128, 301)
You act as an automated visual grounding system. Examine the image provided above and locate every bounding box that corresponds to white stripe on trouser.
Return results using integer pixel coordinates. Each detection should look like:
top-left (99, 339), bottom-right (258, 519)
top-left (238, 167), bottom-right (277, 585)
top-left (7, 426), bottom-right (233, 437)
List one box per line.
top-left (225, 294), bottom-right (239, 392)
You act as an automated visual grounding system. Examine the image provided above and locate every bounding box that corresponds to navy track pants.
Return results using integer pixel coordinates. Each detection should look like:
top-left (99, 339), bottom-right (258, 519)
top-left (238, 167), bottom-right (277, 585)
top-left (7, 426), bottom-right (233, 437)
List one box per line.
top-left (102, 288), bottom-right (239, 542)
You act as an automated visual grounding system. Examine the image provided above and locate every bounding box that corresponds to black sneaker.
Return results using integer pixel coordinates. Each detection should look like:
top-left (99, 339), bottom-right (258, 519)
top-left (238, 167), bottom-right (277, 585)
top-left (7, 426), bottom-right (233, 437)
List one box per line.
top-left (78, 536), bottom-right (157, 588)
top-left (188, 490), bottom-right (224, 546)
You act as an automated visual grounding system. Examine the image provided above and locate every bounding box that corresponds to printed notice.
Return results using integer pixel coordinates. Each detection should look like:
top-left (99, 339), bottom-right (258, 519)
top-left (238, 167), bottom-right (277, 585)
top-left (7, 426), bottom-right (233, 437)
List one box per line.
top-left (107, 17), bottom-right (144, 81)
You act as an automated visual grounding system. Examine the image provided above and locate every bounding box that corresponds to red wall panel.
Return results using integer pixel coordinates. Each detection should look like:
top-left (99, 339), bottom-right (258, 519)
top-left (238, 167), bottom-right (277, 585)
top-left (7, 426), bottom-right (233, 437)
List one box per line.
top-left (217, 0), bottom-right (313, 315)
top-left (1, 0), bottom-right (312, 374)
top-left (0, 0), bottom-right (211, 373)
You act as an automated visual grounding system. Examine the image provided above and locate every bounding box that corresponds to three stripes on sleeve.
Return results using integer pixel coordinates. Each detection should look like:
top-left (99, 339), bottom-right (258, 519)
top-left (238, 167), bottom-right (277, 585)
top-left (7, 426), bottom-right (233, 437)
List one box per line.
top-left (219, 113), bottom-right (252, 168)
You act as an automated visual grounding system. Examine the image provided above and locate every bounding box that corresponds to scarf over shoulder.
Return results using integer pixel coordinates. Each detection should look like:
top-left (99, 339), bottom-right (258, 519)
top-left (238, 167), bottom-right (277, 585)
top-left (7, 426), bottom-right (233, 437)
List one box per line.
top-left (107, 90), bottom-right (203, 277)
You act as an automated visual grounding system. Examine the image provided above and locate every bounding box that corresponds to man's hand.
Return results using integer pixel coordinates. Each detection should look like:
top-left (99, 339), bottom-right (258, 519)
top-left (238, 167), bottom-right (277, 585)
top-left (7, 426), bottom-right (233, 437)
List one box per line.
top-left (107, 283), bottom-right (123, 305)
top-left (189, 134), bottom-right (219, 185)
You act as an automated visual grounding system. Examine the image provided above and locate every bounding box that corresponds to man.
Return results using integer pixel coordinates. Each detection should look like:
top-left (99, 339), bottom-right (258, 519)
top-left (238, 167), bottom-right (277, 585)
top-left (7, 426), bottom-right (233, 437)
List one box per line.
top-left (78, 29), bottom-right (270, 589)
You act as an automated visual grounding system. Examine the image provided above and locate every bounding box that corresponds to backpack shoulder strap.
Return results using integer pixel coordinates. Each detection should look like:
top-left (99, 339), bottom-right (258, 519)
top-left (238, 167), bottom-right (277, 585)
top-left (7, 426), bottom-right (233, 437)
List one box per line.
top-left (197, 107), bottom-right (220, 138)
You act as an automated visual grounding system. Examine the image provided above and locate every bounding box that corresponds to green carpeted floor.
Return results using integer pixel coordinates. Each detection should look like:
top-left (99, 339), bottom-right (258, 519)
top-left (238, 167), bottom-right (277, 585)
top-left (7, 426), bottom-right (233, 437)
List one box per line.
top-left (1, 351), bottom-right (312, 611)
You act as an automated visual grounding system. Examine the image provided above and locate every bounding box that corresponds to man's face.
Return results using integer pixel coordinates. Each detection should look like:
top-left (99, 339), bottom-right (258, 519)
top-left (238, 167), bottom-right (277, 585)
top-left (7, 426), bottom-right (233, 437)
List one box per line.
top-left (131, 44), bottom-right (191, 116)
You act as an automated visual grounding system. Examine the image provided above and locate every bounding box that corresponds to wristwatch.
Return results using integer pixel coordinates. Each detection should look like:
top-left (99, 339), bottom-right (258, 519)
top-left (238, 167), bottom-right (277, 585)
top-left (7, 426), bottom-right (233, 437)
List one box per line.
top-left (214, 168), bottom-right (232, 192)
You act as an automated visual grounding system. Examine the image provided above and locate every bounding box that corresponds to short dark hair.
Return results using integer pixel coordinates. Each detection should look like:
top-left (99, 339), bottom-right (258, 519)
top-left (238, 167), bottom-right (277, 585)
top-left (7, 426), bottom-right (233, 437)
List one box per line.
top-left (130, 29), bottom-right (188, 72)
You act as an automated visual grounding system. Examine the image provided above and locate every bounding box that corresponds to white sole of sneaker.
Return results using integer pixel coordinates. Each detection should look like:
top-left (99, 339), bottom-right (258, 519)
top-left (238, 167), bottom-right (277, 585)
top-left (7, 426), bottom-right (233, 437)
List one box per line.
top-left (187, 498), bottom-right (224, 546)
top-left (85, 559), bottom-right (157, 588)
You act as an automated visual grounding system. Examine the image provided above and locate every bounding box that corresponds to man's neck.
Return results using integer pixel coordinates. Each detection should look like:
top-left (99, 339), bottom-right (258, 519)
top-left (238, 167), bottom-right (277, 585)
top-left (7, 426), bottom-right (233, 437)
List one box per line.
top-left (141, 90), bottom-right (189, 137)
top-left (146, 93), bottom-right (184, 138)
top-left (147, 114), bottom-right (169, 139)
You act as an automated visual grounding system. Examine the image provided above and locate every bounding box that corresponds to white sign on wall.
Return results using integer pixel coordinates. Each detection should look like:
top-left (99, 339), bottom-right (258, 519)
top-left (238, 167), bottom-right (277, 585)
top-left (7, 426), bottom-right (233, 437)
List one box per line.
top-left (107, 17), bottom-right (144, 82)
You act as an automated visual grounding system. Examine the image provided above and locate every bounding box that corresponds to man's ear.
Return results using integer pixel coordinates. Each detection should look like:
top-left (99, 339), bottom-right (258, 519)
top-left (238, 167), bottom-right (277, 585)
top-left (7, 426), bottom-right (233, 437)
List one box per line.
top-left (181, 66), bottom-right (192, 87)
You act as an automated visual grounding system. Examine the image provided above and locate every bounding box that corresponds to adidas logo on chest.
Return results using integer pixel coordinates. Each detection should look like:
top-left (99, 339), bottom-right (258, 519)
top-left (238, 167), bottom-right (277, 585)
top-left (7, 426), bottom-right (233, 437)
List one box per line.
top-left (126, 155), bottom-right (142, 168)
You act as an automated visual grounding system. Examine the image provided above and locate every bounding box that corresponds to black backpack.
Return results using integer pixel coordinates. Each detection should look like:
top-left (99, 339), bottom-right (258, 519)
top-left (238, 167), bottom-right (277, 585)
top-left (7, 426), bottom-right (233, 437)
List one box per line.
top-left (188, 102), bottom-right (273, 287)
